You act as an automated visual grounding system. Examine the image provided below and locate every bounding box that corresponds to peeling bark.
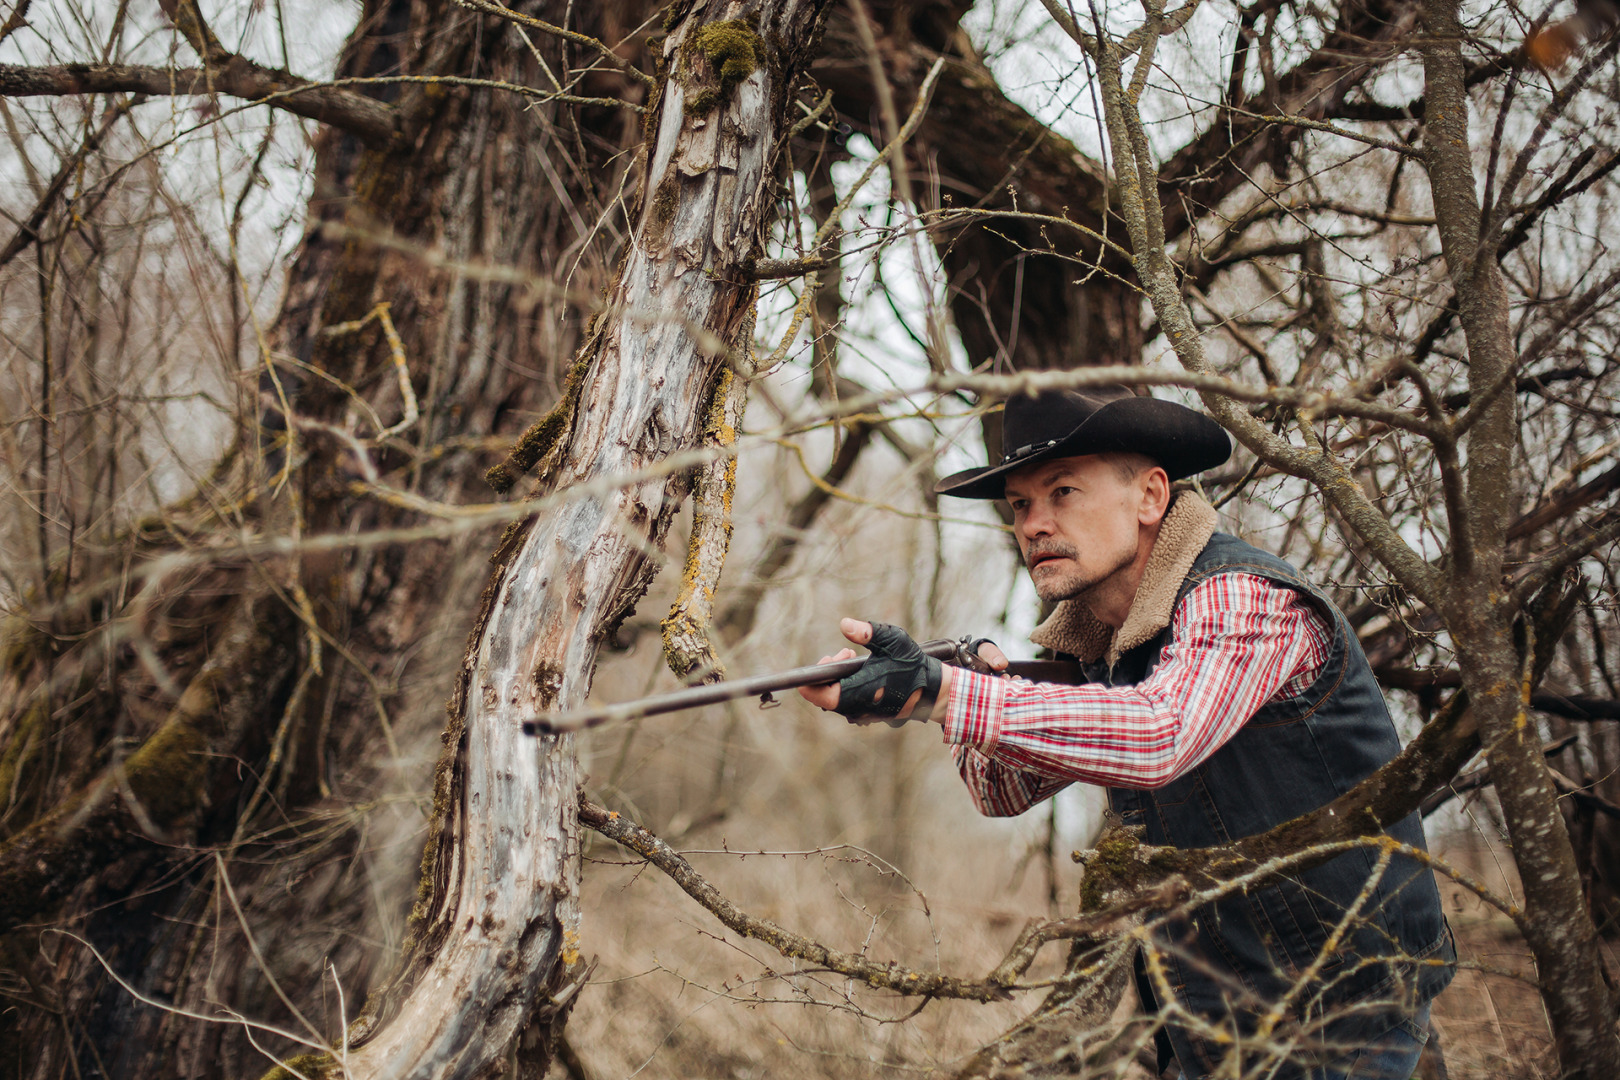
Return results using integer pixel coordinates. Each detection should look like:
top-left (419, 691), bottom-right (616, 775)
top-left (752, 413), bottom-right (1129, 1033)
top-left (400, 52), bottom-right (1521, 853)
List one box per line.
top-left (0, 2), bottom-right (661, 1075)
top-left (338, 3), bottom-right (833, 1074)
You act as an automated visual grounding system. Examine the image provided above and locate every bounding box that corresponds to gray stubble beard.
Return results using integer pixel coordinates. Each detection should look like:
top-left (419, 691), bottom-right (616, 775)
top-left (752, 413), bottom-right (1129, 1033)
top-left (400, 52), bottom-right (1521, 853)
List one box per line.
top-left (1029, 541), bottom-right (1138, 606)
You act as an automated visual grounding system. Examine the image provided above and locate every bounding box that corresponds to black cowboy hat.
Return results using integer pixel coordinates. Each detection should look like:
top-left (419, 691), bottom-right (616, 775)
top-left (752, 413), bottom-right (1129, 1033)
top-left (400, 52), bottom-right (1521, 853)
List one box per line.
top-left (935, 386), bottom-right (1231, 499)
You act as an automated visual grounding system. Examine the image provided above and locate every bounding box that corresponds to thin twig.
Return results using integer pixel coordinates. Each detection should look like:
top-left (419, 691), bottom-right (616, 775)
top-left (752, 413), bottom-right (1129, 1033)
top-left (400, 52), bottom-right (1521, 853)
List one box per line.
top-left (454, 0), bottom-right (656, 86)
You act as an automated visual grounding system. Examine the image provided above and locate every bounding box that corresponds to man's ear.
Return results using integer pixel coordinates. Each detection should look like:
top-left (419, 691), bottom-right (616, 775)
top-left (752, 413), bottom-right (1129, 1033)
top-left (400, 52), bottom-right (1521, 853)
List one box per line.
top-left (1139, 467), bottom-right (1171, 526)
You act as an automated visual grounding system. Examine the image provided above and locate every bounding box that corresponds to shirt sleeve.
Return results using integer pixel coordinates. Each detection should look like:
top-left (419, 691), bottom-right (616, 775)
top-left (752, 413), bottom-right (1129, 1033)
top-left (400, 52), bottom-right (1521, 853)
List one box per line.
top-left (946, 573), bottom-right (1332, 816)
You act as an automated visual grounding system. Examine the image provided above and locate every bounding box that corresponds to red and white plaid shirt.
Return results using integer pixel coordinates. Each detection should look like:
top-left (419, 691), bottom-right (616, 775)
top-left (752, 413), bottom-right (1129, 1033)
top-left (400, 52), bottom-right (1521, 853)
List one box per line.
top-left (945, 573), bottom-right (1333, 816)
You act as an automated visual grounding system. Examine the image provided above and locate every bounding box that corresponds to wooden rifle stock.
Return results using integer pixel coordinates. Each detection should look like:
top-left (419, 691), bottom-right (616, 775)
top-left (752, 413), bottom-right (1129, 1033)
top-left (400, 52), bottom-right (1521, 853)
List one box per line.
top-left (520, 640), bottom-right (1083, 734)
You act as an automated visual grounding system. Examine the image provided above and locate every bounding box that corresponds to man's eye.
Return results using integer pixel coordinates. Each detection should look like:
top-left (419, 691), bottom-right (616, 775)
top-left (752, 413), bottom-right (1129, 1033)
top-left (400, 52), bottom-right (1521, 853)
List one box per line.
top-left (1053, 486), bottom-right (1076, 497)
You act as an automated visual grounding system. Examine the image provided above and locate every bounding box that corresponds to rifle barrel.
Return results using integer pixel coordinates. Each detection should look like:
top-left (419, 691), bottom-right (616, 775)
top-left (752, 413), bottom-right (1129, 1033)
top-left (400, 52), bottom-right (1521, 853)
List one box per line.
top-left (520, 643), bottom-right (1082, 735)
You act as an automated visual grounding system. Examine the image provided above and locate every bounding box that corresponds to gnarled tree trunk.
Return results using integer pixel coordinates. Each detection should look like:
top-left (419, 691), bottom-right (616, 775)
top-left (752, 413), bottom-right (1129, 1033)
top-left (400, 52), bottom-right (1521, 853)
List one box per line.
top-left (333, 1), bottom-right (834, 1074)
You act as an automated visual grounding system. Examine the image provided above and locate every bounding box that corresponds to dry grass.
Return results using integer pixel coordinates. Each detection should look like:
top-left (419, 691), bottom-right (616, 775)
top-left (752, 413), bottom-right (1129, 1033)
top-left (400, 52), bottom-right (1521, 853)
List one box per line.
top-left (561, 771), bottom-right (1084, 1079)
top-left (561, 805), bottom-right (1599, 1080)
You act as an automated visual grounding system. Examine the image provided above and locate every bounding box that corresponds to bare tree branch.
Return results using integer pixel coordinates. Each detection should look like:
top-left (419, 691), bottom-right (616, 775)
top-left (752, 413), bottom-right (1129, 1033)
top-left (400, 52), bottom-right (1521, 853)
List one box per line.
top-left (0, 62), bottom-right (398, 144)
top-left (0, 93), bottom-right (136, 268)
top-left (580, 798), bottom-right (1022, 1000)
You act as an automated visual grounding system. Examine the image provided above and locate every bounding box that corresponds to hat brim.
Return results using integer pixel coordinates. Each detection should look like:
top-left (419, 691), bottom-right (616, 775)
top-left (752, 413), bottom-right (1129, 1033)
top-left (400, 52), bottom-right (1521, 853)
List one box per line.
top-left (936, 397), bottom-right (1231, 499)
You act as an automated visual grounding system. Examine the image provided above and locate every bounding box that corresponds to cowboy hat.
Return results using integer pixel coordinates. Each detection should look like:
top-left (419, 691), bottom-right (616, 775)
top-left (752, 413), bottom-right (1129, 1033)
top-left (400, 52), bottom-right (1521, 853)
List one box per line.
top-left (935, 386), bottom-right (1231, 499)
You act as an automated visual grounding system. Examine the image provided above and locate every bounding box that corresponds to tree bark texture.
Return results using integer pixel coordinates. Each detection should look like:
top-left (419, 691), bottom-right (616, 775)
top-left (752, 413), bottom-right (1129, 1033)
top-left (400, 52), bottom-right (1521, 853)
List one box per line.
top-left (338, 1), bottom-right (833, 1074)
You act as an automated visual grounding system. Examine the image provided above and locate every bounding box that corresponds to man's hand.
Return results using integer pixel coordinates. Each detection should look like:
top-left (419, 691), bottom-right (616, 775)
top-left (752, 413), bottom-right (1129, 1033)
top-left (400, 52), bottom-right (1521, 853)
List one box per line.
top-left (797, 618), bottom-right (944, 723)
top-left (800, 619), bottom-right (1008, 723)
top-left (796, 618), bottom-right (863, 713)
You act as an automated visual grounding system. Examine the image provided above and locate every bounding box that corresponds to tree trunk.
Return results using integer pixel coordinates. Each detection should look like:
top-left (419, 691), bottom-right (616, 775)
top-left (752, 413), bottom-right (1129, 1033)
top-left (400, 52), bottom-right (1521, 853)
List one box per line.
top-left (331, 1), bottom-right (834, 1074)
top-left (1419, 0), bottom-right (1620, 1073)
top-left (814, 2), bottom-right (1139, 379)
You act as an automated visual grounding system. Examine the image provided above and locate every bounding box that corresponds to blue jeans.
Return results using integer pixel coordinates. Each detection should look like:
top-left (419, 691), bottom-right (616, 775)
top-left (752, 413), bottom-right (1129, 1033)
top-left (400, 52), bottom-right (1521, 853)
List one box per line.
top-left (1311, 1003), bottom-right (1431, 1080)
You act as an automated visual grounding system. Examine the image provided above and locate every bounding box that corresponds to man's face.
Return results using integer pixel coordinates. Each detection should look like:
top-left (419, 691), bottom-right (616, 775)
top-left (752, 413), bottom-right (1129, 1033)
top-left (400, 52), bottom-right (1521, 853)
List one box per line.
top-left (1003, 455), bottom-right (1159, 604)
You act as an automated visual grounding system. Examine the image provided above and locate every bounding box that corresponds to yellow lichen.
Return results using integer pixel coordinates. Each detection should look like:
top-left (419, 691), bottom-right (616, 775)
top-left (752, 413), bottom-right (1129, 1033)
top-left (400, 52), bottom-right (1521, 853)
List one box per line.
top-left (258, 1053), bottom-right (334, 1080)
top-left (660, 367), bottom-right (743, 680)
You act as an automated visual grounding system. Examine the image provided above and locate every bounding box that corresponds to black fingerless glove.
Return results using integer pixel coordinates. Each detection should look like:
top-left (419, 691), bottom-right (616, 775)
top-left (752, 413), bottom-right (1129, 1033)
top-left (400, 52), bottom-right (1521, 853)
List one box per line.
top-left (836, 622), bottom-right (943, 726)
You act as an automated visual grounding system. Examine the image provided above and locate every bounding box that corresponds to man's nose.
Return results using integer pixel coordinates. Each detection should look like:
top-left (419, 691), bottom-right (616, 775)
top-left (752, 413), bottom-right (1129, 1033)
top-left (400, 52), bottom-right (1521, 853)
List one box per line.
top-left (1017, 499), bottom-right (1053, 539)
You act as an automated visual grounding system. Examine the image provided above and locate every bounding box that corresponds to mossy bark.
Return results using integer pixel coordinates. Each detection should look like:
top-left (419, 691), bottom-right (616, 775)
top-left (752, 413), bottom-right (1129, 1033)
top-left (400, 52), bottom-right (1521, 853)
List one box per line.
top-left (662, 363), bottom-right (750, 681)
top-left (0, 593), bottom-right (296, 935)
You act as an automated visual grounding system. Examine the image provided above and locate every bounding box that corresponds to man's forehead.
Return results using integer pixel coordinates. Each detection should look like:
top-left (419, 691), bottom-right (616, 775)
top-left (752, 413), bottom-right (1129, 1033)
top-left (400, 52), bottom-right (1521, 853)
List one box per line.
top-left (1003, 455), bottom-right (1104, 496)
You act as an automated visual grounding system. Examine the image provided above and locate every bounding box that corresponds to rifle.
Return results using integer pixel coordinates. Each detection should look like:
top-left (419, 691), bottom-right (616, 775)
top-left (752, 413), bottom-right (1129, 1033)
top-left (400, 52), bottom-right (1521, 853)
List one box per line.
top-left (520, 638), bottom-right (1083, 735)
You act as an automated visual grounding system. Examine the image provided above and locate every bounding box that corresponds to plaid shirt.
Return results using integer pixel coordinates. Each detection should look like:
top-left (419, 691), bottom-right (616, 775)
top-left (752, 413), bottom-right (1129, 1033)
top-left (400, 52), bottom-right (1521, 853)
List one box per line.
top-left (945, 573), bottom-right (1333, 816)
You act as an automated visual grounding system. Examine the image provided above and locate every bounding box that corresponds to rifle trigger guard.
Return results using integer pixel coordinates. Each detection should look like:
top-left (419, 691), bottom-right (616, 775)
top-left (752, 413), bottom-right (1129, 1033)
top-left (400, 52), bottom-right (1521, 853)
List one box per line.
top-left (758, 691), bottom-right (781, 710)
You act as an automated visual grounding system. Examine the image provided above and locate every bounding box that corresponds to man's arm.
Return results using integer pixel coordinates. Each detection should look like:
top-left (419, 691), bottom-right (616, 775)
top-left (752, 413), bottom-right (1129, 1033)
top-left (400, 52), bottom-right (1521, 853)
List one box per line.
top-left (939, 573), bottom-right (1331, 795)
top-left (951, 744), bottom-right (1073, 817)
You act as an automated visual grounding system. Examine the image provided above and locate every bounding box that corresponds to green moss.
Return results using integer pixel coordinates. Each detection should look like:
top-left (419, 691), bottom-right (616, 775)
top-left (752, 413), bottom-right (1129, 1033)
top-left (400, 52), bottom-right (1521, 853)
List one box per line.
top-left (645, 177), bottom-right (679, 249)
top-left (640, 77), bottom-right (664, 145)
top-left (676, 17), bottom-right (764, 121)
top-left (123, 719), bottom-right (208, 824)
top-left (257, 1053), bottom-right (335, 1080)
top-left (484, 405), bottom-right (567, 492)
top-left (662, 0), bottom-right (691, 32)
top-left (1077, 827), bottom-right (1143, 913)
top-left (693, 19), bottom-right (762, 88)
top-left (484, 344), bottom-right (595, 493)
top-left (685, 86), bottom-right (720, 117)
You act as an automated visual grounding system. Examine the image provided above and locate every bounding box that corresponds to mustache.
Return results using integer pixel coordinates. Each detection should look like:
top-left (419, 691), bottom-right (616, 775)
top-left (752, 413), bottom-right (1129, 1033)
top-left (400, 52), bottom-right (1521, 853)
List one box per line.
top-left (1025, 542), bottom-right (1078, 569)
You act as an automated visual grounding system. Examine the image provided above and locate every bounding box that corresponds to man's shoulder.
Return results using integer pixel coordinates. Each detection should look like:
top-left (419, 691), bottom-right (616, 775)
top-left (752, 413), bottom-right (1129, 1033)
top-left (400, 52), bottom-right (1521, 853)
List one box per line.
top-left (1186, 532), bottom-right (1311, 590)
top-left (1175, 537), bottom-right (1341, 646)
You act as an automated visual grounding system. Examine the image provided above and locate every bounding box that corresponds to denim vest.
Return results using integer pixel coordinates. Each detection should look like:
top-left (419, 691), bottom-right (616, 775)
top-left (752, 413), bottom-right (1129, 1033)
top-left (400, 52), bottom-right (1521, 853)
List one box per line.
top-left (1087, 533), bottom-right (1454, 1076)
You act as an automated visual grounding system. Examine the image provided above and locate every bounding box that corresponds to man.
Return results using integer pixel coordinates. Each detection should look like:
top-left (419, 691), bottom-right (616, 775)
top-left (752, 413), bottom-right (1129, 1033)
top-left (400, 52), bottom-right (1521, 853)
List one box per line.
top-left (800, 387), bottom-right (1453, 1080)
